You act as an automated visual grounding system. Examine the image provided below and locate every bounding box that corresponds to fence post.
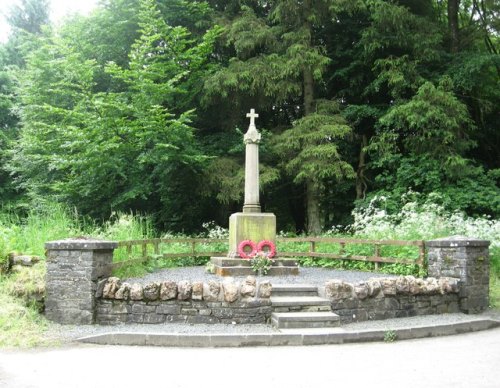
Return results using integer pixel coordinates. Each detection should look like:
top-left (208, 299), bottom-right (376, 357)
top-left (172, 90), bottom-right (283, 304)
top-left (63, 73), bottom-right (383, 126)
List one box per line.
top-left (45, 239), bottom-right (117, 324)
top-left (310, 240), bottom-right (316, 254)
top-left (374, 243), bottom-right (381, 271)
top-left (426, 236), bottom-right (490, 314)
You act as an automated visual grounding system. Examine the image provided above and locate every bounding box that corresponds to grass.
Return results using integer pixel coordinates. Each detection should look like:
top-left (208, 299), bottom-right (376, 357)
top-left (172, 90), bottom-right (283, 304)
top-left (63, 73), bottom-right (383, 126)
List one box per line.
top-left (490, 276), bottom-right (500, 310)
top-left (0, 275), bottom-right (51, 348)
top-left (0, 204), bottom-right (154, 348)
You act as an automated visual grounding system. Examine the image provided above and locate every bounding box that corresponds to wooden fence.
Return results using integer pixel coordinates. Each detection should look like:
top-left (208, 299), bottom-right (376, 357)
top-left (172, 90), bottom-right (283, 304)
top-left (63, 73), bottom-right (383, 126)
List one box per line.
top-left (112, 237), bottom-right (425, 270)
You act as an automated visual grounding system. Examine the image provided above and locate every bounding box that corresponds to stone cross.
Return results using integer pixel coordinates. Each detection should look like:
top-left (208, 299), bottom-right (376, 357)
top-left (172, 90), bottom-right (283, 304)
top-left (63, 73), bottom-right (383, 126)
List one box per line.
top-left (246, 108), bottom-right (259, 128)
top-left (243, 109), bottom-right (261, 213)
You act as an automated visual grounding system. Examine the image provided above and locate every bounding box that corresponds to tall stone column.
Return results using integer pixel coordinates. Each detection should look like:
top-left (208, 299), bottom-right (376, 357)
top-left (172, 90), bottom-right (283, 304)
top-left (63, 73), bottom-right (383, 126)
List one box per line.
top-left (226, 110), bottom-right (276, 256)
top-left (427, 236), bottom-right (490, 314)
top-left (45, 239), bottom-right (117, 324)
top-left (243, 108), bottom-right (261, 213)
top-left (211, 109), bottom-right (297, 275)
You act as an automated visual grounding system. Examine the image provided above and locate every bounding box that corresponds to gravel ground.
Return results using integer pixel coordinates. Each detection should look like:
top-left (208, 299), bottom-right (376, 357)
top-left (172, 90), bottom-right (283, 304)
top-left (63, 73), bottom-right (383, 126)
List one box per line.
top-left (45, 322), bottom-right (278, 344)
top-left (124, 266), bottom-right (397, 286)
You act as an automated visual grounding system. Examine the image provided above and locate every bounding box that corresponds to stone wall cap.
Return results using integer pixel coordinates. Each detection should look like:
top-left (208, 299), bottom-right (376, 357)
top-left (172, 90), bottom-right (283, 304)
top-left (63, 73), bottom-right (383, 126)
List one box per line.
top-left (45, 238), bottom-right (118, 250)
top-left (426, 236), bottom-right (490, 248)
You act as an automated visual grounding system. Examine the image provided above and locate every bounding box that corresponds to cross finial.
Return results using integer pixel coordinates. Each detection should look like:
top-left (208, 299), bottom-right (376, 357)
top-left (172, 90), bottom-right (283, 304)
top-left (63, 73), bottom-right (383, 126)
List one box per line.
top-left (246, 109), bottom-right (259, 128)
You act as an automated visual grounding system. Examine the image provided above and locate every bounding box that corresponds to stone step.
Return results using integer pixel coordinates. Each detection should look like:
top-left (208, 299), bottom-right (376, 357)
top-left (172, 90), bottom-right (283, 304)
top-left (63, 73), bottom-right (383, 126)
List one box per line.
top-left (271, 284), bottom-right (319, 297)
top-left (271, 295), bottom-right (331, 313)
top-left (270, 296), bottom-right (330, 307)
top-left (271, 311), bottom-right (340, 329)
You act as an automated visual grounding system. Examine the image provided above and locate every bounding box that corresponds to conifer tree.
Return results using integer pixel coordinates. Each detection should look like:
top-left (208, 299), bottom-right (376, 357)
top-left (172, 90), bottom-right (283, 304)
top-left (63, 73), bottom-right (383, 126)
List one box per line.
top-left (204, 0), bottom-right (356, 234)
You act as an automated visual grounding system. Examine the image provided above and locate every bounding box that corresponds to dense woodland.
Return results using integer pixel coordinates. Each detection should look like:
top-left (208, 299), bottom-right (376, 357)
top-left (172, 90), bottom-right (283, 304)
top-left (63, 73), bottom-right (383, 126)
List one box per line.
top-left (0, 0), bottom-right (499, 234)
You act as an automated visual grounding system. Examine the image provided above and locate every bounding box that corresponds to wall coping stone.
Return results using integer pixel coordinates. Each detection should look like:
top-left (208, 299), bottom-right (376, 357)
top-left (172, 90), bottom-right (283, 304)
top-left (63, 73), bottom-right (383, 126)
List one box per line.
top-left (426, 236), bottom-right (490, 248)
top-left (45, 238), bottom-right (118, 250)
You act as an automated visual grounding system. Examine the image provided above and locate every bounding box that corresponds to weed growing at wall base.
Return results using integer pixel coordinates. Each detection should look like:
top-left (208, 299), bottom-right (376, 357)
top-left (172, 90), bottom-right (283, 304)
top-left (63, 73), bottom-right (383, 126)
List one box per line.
top-left (383, 330), bottom-right (397, 342)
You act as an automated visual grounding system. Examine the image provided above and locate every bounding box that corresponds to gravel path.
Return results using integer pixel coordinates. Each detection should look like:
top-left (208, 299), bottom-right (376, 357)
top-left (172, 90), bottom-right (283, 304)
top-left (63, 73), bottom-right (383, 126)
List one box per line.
top-left (124, 266), bottom-right (396, 286)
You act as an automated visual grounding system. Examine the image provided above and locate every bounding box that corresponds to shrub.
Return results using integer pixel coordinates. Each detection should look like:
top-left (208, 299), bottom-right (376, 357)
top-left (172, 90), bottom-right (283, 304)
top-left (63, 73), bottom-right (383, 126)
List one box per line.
top-left (348, 194), bottom-right (500, 275)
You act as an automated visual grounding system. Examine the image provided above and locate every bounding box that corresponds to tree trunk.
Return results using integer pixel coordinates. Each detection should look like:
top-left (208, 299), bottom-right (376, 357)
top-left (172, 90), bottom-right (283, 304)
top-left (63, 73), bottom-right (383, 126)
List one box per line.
top-left (303, 67), bottom-right (315, 116)
top-left (302, 0), bottom-right (321, 235)
top-left (306, 180), bottom-right (322, 235)
top-left (303, 56), bottom-right (322, 235)
top-left (448, 0), bottom-right (460, 53)
top-left (355, 134), bottom-right (368, 200)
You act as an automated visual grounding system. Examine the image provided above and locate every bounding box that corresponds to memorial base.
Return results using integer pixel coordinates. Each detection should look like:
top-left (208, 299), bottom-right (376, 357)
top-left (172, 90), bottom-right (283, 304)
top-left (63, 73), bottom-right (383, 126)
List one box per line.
top-left (228, 212), bottom-right (276, 256)
top-left (210, 257), bottom-right (299, 277)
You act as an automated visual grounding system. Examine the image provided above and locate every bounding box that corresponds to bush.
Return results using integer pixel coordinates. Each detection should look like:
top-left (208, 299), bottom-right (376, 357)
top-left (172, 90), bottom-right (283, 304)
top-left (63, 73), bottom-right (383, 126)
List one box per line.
top-left (348, 194), bottom-right (500, 275)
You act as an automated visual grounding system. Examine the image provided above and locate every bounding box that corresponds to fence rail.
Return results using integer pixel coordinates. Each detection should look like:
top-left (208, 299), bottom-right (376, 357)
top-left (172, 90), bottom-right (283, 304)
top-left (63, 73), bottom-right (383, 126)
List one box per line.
top-left (112, 237), bottom-right (425, 270)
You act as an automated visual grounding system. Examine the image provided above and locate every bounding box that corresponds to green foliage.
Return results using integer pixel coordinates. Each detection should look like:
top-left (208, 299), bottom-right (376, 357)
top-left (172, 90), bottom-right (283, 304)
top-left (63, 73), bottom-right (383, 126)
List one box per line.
top-left (4, 262), bottom-right (45, 309)
top-left (0, 282), bottom-right (50, 348)
top-left (10, 0), bottom-right (221, 230)
top-left (350, 194), bottom-right (500, 276)
top-left (0, 0), bottom-right (497, 235)
top-left (373, 81), bottom-right (475, 169)
top-left (274, 100), bottom-right (355, 187)
top-left (250, 252), bottom-right (275, 275)
top-left (0, 203), bottom-right (82, 257)
top-left (369, 156), bottom-right (500, 217)
top-left (383, 330), bottom-right (397, 342)
top-left (5, 0), bottom-right (50, 35)
top-left (491, 276), bottom-right (500, 309)
top-left (360, 0), bottom-right (442, 99)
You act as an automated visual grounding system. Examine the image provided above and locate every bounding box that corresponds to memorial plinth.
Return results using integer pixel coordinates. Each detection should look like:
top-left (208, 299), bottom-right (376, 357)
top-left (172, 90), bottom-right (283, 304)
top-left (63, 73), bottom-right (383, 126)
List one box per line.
top-left (210, 109), bottom-right (299, 276)
top-left (228, 212), bottom-right (276, 255)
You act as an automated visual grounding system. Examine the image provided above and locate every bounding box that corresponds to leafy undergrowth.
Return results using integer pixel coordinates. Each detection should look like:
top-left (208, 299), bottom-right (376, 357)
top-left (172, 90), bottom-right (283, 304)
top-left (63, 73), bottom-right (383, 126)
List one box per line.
top-left (491, 276), bottom-right (500, 310)
top-left (0, 280), bottom-right (50, 348)
top-left (0, 263), bottom-right (52, 348)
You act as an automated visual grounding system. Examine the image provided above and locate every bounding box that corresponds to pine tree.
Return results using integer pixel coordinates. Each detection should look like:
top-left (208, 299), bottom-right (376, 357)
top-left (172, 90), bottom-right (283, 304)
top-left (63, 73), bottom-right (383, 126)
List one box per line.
top-left (204, 0), bottom-right (356, 234)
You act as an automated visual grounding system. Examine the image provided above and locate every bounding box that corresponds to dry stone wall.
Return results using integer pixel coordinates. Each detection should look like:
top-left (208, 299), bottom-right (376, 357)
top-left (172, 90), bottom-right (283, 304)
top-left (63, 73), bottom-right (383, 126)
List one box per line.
top-left (95, 276), bottom-right (272, 325)
top-left (44, 236), bottom-right (491, 326)
top-left (325, 276), bottom-right (461, 323)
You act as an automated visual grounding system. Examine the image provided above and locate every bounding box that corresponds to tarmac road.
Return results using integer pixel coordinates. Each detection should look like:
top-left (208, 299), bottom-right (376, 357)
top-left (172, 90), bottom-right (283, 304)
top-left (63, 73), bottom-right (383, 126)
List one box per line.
top-left (1, 328), bottom-right (499, 388)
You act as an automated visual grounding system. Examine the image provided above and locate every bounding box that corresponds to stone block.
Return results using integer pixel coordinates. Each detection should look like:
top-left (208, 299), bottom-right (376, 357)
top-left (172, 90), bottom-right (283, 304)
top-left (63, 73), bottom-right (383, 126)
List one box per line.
top-left (203, 281), bottom-right (220, 302)
top-left (240, 283), bottom-right (256, 298)
top-left (192, 282), bottom-right (203, 300)
top-left (102, 277), bottom-right (121, 299)
top-left (130, 284), bottom-right (144, 300)
top-left (178, 281), bottom-right (192, 300)
top-left (160, 281), bottom-right (177, 300)
top-left (258, 282), bottom-right (272, 298)
top-left (115, 283), bottom-right (131, 300)
top-left (228, 212), bottom-right (276, 255)
top-left (144, 313), bottom-right (165, 324)
top-left (156, 304), bottom-right (181, 315)
top-left (354, 282), bottom-right (369, 300)
top-left (380, 279), bottom-right (397, 296)
top-left (223, 281), bottom-right (239, 303)
top-left (143, 283), bottom-right (160, 301)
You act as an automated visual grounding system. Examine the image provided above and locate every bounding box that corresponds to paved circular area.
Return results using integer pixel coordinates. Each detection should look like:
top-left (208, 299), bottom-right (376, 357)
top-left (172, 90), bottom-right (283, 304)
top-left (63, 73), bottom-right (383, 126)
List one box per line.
top-left (124, 266), bottom-right (397, 286)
